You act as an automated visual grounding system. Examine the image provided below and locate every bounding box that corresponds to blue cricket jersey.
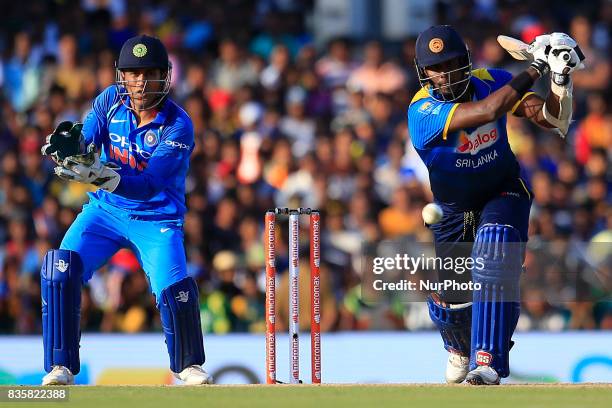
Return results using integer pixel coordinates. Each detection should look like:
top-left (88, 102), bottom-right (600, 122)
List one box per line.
top-left (407, 68), bottom-right (533, 211)
top-left (81, 86), bottom-right (194, 220)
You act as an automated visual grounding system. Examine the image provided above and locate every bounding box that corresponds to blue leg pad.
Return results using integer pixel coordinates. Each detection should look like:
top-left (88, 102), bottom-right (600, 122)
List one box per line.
top-left (41, 249), bottom-right (83, 374)
top-left (470, 224), bottom-right (523, 378)
top-left (158, 277), bottom-right (205, 373)
top-left (428, 295), bottom-right (472, 355)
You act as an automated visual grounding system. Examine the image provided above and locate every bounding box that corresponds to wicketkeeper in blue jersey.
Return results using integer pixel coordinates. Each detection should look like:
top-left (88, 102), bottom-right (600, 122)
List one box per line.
top-left (407, 26), bottom-right (583, 384)
top-left (39, 35), bottom-right (211, 385)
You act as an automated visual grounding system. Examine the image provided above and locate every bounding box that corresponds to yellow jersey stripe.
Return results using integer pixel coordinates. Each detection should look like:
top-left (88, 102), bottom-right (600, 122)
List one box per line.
top-left (410, 87), bottom-right (430, 105)
top-left (511, 91), bottom-right (536, 115)
top-left (471, 68), bottom-right (494, 82)
top-left (442, 103), bottom-right (460, 140)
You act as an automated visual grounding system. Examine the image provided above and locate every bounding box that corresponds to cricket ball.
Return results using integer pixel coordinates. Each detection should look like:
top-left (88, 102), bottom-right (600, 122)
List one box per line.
top-left (422, 203), bottom-right (443, 225)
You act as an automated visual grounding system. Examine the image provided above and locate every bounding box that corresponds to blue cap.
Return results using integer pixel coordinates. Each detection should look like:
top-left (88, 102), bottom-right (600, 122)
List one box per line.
top-left (415, 25), bottom-right (468, 68)
top-left (117, 35), bottom-right (170, 70)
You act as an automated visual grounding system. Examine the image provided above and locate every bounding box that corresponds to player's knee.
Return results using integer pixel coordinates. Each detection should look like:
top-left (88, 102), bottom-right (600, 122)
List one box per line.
top-left (158, 276), bottom-right (200, 308)
top-left (474, 223), bottom-right (522, 249)
top-left (41, 249), bottom-right (83, 283)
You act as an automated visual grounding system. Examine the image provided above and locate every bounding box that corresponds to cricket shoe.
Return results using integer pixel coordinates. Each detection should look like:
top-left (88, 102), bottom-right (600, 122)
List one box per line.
top-left (445, 351), bottom-right (470, 384)
top-left (465, 366), bottom-right (500, 385)
top-left (174, 365), bottom-right (213, 385)
top-left (42, 366), bottom-right (74, 386)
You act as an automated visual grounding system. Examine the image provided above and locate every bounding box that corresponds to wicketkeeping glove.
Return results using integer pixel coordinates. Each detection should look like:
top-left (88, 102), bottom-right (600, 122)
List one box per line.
top-left (41, 121), bottom-right (86, 164)
top-left (55, 144), bottom-right (122, 192)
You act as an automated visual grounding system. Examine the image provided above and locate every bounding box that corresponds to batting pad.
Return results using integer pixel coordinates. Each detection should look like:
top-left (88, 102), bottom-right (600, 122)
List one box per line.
top-left (158, 277), bottom-right (205, 373)
top-left (41, 249), bottom-right (83, 374)
top-left (428, 296), bottom-right (472, 355)
top-left (470, 224), bottom-right (522, 378)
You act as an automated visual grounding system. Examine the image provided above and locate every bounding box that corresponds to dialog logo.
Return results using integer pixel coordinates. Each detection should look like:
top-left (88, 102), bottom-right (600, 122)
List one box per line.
top-left (457, 127), bottom-right (498, 155)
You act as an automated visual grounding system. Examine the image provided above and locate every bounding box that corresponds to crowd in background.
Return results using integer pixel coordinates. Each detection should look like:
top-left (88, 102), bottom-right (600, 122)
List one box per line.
top-left (0, 0), bottom-right (610, 335)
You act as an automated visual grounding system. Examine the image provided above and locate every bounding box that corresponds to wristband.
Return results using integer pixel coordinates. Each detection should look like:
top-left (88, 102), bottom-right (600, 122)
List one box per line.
top-left (508, 72), bottom-right (534, 96)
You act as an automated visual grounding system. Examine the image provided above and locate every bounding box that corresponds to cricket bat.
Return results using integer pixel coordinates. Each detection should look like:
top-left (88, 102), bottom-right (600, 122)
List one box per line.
top-left (497, 35), bottom-right (533, 60)
top-left (497, 35), bottom-right (585, 64)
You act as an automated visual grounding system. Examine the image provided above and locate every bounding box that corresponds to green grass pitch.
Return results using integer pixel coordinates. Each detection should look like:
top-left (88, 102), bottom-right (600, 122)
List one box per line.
top-left (1, 384), bottom-right (610, 408)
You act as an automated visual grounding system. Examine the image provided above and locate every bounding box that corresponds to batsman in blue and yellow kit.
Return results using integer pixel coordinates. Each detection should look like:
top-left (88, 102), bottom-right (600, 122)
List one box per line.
top-left (408, 26), bottom-right (583, 384)
top-left (39, 35), bottom-right (211, 385)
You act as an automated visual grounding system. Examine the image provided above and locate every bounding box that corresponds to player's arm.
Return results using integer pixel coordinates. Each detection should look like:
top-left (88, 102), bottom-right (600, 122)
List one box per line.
top-left (113, 149), bottom-right (185, 200)
top-left (407, 67), bottom-right (545, 148)
top-left (57, 119), bottom-right (193, 196)
top-left (47, 87), bottom-right (122, 191)
top-left (448, 33), bottom-right (583, 135)
top-left (513, 33), bottom-right (583, 136)
top-left (113, 120), bottom-right (194, 200)
top-left (512, 92), bottom-right (556, 129)
top-left (446, 64), bottom-right (545, 133)
top-left (81, 86), bottom-right (116, 147)
top-left (41, 87), bottom-right (115, 162)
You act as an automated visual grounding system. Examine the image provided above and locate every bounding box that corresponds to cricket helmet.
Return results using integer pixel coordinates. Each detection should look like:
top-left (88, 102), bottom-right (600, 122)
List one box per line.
top-left (115, 35), bottom-right (172, 110)
top-left (414, 25), bottom-right (472, 102)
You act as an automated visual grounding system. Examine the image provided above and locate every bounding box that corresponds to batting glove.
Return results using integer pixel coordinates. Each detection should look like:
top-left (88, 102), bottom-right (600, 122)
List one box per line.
top-left (527, 34), bottom-right (551, 62)
top-left (547, 32), bottom-right (585, 86)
